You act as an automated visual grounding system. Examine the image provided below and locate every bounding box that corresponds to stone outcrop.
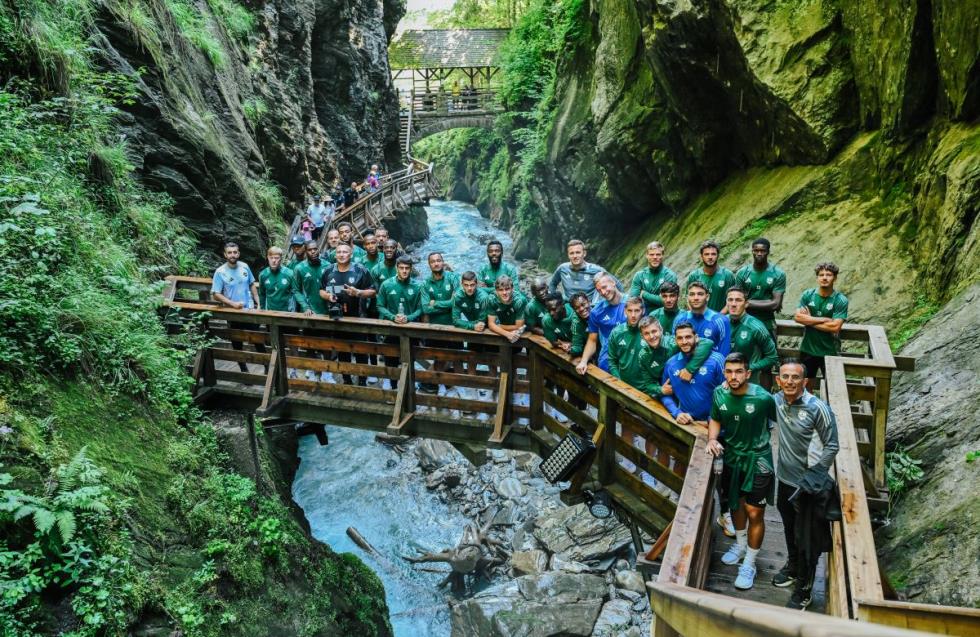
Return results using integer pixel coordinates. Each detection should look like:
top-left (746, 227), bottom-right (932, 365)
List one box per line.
top-left (93, 0), bottom-right (405, 262)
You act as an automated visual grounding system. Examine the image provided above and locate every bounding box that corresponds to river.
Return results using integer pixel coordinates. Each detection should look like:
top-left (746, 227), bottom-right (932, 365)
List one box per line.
top-left (291, 199), bottom-right (518, 636)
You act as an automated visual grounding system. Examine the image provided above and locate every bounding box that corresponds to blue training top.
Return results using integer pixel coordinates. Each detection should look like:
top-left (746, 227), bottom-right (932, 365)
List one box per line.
top-left (674, 308), bottom-right (732, 356)
top-left (588, 298), bottom-right (627, 371)
top-left (211, 263), bottom-right (255, 309)
top-left (660, 350), bottom-right (726, 421)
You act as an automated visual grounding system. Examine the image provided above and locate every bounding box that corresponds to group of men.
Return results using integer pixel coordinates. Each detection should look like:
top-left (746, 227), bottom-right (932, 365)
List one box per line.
top-left (211, 231), bottom-right (847, 608)
top-left (301, 165), bottom-right (385, 241)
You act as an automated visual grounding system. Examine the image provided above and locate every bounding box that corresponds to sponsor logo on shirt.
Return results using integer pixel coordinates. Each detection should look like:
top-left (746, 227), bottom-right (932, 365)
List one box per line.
top-left (445, 284), bottom-right (451, 291)
top-left (719, 404), bottom-right (728, 411)
top-left (618, 339), bottom-right (626, 346)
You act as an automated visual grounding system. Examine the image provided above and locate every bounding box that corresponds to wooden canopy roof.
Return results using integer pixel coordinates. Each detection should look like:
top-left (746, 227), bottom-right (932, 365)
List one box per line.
top-left (389, 29), bottom-right (509, 70)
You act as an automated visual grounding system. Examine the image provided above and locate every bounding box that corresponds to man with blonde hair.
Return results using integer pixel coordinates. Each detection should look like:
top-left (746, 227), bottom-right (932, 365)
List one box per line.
top-left (629, 241), bottom-right (678, 312)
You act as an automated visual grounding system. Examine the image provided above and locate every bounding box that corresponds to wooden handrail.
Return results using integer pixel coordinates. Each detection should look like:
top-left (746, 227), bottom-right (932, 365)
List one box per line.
top-left (649, 582), bottom-right (944, 637)
top-left (856, 599), bottom-right (980, 636)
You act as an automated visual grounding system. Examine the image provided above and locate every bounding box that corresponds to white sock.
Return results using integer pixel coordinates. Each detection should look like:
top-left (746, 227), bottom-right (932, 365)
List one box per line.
top-left (744, 547), bottom-right (760, 568)
top-left (735, 529), bottom-right (748, 551)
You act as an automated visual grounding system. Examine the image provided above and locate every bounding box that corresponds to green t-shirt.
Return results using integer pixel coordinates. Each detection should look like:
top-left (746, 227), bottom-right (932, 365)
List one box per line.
top-left (420, 272), bottom-right (460, 325)
top-left (257, 266), bottom-right (296, 312)
top-left (357, 252), bottom-right (382, 271)
top-left (799, 288), bottom-right (849, 357)
top-left (734, 263), bottom-right (787, 332)
top-left (710, 384), bottom-right (776, 499)
top-left (524, 298), bottom-right (549, 329)
top-left (629, 265), bottom-right (678, 310)
top-left (729, 312), bottom-right (779, 380)
top-left (607, 328), bottom-right (713, 398)
top-left (542, 305), bottom-right (575, 344)
top-left (325, 244), bottom-right (367, 265)
top-left (377, 277), bottom-right (423, 322)
top-left (687, 266), bottom-right (737, 313)
top-left (570, 314), bottom-right (589, 356)
top-left (293, 260), bottom-right (331, 314)
top-left (477, 262), bottom-right (519, 289)
top-left (372, 261), bottom-right (398, 288)
top-left (452, 288), bottom-right (487, 329)
top-left (484, 294), bottom-right (526, 326)
top-left (648, 306), bottom-right (680, 336)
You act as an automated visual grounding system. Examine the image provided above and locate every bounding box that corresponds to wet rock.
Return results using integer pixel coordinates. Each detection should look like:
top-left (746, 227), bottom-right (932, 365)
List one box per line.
top-left (496, 477), bottom-right (527, 499)
top-left (591, 599), bottom-right (634, 636)
top-left (510, 550), bottom-right (549, 576)
top-left (426, 465), bottom-right (463, 490)
top-left (550, 553), bottom-right (592, 574)
top-left (511, 451), bottom-right (540, 471)
top-left (614, 570), bottom-right (646, 594)
top-left (490, 449), bottom-right (509, 463)
top-left (415, 439), bottom-right (459, 471)
top-left (450, 573), bottom-right (606, 637)
top-left (533, 504), bottom-right (632, 564)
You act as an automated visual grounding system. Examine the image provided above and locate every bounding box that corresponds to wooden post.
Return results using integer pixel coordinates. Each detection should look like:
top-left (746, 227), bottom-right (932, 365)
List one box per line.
top-left (201, 348), bottom-right (217, 387)
top-left (872, 372), bottom-right (891, 490)
top-left (270, 324), bottom-right (288, 396)
top-left (399, 335), bottom-right (415, 411)
top-left (598, 392), bottom-right (618, 484)
top-left (498, 343), bottom-right (514, 424)
top-left (247, 413), bottom-right (262, 491)
top-left (529, 350), bottom-right (543, 430)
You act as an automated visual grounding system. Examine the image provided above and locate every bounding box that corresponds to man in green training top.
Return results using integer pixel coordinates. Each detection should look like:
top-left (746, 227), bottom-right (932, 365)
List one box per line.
top-left (707, 352), bottom-right (777, 591)
top-left (568, 292), bottom-right (592, 359)
top-left (794, 262), bottom-right (848, 381)
top-left (357, 231), bottom-right (382, 271)
top-left (477, 240), bottom-right (519, 289)
top-left (734, 237), bottom-right (786, 335)
top-left (485, 275), bottom-right (526, 343)
top-left (452, 271), bottom-right (487, 331)
top-left (542, 294), bottom-right (575, 352)
top-left (322, 229), bottom-right (341, 264)
top-left (294, 240), bottom-right (331, 316)
top-left (337, 221), bottom-right (367, 262)
top-left (254, 246), bottom-right (298, 312)
top-left (372, 239), bottom-right (399, 287)
top-left (421, 252), bottom-right (459, 326)
top-left (648, 281), bottom-right (681, 335)
top-left (524, 277), bottom-right (550, 335)
top-left (629, 241), bottom-right (678, 312)
top-left (687, 240), bottom-right (736, 313)
top-left (726, 287), bottom-right (778, 384)
top-left (377, 255), bottom-right (423, 390)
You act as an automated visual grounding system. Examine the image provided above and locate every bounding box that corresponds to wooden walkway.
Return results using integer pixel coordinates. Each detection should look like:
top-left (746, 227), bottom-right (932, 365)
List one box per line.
top-left (161, 276), bottom-right (980, 636)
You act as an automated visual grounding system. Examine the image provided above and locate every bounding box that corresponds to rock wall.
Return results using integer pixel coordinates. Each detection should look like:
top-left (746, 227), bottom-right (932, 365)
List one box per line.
top-left (94, 0), bottom-right (406, 262)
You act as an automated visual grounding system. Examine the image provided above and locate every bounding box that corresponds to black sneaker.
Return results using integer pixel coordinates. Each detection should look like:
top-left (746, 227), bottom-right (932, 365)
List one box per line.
top-left (785, 589), bottom-right (811, 610)
top-left (772, 563), bottom-right (797, 588)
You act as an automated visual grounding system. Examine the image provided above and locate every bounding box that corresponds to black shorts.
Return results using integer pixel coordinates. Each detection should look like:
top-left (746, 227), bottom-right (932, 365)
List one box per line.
top-left (800, 354), bottom-right (826, 379)
top-left (721, 465), bottom-right (773, 508)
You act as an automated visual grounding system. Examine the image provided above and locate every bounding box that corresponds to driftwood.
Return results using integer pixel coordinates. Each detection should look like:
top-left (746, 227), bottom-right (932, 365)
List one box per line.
top-left (403, 508), bottom-right (510, 593)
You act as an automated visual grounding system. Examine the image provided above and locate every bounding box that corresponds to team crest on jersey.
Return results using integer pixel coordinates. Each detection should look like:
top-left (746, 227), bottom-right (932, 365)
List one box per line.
top-left (740, 331), bottom-right (748, 339)
top-left (281, 278), bottom-right (289, 285)
top-left (718, 280), bottom-right (725, 287)
top-left (745, 404), bottom-right (755, 414)
top-left (766, 277), bottom-right (774, 284)
top-left (445, 284), bottom-right (451, 291)
top-left (698, 367), bottom-right (708, 376)
top-left (618, 339), bottom-right (626, 346)
top-left (408, 290), bottom-right (415, 296)
top-left (827, 304), bottom-right (834, 310)
top-left (704, 328), bottom-right (713, 336)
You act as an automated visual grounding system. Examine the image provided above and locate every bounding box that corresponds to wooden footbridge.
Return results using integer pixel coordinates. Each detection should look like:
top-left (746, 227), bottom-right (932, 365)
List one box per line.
top-left (161, 276), bottom-right (979, 637)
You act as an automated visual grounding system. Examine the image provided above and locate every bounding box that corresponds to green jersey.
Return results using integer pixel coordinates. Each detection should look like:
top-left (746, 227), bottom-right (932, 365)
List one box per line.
top-left (484, 294), bottom-right (526, 326)
top-left (734, 263), bottom-right (787, 332)
top-left (452, 288), bottom-right (487, 329)
top-left (293, 260), bottom-right (331, 314)
top-left (377, 277), bottom-right (423, 322)
top-left (629, 265), bottom-right (678, 310)
top-left (542, 305), bottom-right (575, 344)
top-left (524, 298), bottom-right (549, 330)
top-left (357, 252), bottom-right (382, 271)
top-left (325, 244), bottom-right (367, 265)
top-left (729, 313), bottom-right (779, 380)
top-left (687, 266), bottom-right (737, 313)
top-left (648, 306), bottom-right (680, 336)
top-left (420, 272), bottom-right (460, 325)
top-left (570, 314), bottom-right (589, 356)
top-left (477, 261), bottom-right (519, 289)
top-left (799, 288), bottom-right (849, 357)
top-left (710, 383), bottom-right (776, 508)
top-left (372, 261), bottom-right (398, 288)
top-left (257, 266), bottom-right (296, 312)
top-left (608, 325), bottom-right (714, 397)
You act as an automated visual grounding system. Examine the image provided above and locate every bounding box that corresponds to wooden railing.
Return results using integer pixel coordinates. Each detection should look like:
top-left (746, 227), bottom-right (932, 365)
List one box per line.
top-left (401, 88), bottom-right (502, 117)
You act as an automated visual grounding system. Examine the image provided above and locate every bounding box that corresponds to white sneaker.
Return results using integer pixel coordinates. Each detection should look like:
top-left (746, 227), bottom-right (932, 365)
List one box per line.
top-left (320, 371), bottom-right (331, 383)
top-left (305, 370), bottom-right (316, 382)
top-left (721, 543), bottom-right (746, 566)
top-left (288, 369), bottom-right (298, 380)
top-left (718, 512), bottom-right (736, 538)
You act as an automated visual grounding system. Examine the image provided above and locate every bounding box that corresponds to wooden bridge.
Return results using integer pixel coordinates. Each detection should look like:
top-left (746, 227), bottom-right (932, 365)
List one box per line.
top-left (160, 276), bottom-right (980, 637)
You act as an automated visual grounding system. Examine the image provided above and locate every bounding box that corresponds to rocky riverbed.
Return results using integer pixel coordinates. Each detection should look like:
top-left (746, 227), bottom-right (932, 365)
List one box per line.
top-left (412, 438), bottom-right (652, 637)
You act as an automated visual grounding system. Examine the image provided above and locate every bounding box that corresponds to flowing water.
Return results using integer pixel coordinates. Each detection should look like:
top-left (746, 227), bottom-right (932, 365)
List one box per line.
top-left (292, 199), bottom-right (518, 636)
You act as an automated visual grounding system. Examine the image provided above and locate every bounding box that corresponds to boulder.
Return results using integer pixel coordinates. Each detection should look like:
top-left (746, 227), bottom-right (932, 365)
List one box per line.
top-left (533, 504), bottom-right (633, 564)
top-left (495, 477), bottom-right (527, 499)
top-left (614, 569), bottom-right (646, 594)
top-left (510, 550), bottom-right (549, 576)
top-left (550, 553), bottom-right (592, 574)
top-left (415, 439), bottom-right (459, 471)
top-left (591, 599), bottom-right (634, 637)
top-left (450, 573), bottom-right (606, 637)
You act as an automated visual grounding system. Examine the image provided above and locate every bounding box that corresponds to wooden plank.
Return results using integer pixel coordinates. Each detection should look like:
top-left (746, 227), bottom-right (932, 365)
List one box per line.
top-left (414, 392), bottom-right (497, 414)
top-left (210, 348), bottom-right (271, 364)
top-left (259, 349), bottom-right (278, 411)
top-left (856, 598), bottom-right (980, 636)
top-left (847, 382), bottom-right (877, 401)
top-left (284, 356), bottom-right (400, 379)
top-left (825, 357), bottom-right (884, 614)
top-left (489, 372), bottom-right (508, 444)
top-left (388, 363), bottom-right (410, 432)
top-left (643, 520), bottom-right (672, 562)
top-left (284, 335), bottom-right (399, 356)
top-left (828, 520), bottom-right (849, 618)
top-left (873, 374), bottom-right (891, 489)
top-left (894, 355), bottom-right (916, 372)
top-left (288, 378), bottom-right (397, 403)
top-left (412, 345), bottom-right (500, 365)
top-left (605, 482), bottom-right (671, 537)
top-left (400, 336), bottom-right (415, 411)
top-left (613, 436), bottom-right (685, 494)
top-left (540, 411), bottom-right (570, 437)
top-left (529, 350), bottom-right (544, 431)
top-left (614, 466), bottom-right (676, 521)
top-left (269, 325), bottom-right (288, 397)
top-left (541, 364), bottom-right (599, 407)
top-left (190, 350), bottom-right (204, 383)
top-left (658, 435), bottom-right (712, 586)
top-left (598, 393), bottom-right (617, 484)
top-left (414, 368), bottom-right (499, 389)
top-left (215, 370), bottom-right (267, 385)
top-left (201, 348), bottom-right (216, 386)
top-left (161, 276), bottom-right (178, 303)
top-left (617, 407), bottom-right (692, 472)
top-left (542, 389), bottom-right (600, 434)
top-left (211, 328), bottom-right (269, 345)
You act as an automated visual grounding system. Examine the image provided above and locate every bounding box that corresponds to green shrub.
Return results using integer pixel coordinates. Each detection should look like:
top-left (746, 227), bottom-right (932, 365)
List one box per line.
top-left (166, 0), bottom-right (226, 68)
top-left (206, 0), bottom-right (254, 39)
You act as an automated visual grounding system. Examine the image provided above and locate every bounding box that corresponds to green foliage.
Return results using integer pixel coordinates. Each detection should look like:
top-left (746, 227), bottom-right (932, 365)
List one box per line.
top-left (885, 448), bottom-right (925, 507)
top-left (889, 294), bottom-right (941, 350)
top-left (206, 0), bottom-right (254, 40)
top-left (166, 0), bottom-right (226, 68)
top-left (966, 450), bottom-right (980, 464)
top-left (243, 96), bottom-right (267, 125)
top-left (426, 0), bottom-right (531, 28)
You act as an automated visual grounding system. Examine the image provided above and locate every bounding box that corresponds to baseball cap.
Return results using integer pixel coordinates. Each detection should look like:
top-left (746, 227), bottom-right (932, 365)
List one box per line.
top-left (290, 235), bottom-right (305, 246)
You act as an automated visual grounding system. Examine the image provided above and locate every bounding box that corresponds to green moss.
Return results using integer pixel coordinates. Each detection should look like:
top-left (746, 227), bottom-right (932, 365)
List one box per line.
top-left (889, 294), bottom-right (941, 350)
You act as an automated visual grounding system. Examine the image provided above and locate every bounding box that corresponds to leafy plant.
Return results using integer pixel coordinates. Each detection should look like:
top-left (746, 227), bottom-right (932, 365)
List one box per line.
top-left (966, 450), bottom-right (980, 464)
top-left (885, 448), bottom-right (924, 507)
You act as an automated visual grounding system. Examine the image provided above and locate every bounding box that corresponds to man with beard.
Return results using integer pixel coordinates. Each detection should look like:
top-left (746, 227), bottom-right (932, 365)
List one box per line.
top-left (629, 241), bottom-right (678, 312)
top-left (659, 322), bottom-right (725, 424)
top-left (322, 228), bottom-right (342, 264)
top-left (421, 252), bottom-right (460, 392)
top-left (477, 240), bottom-right (519, 289)
top-left (337, 221), bottom-right (367, 262)
top-left (294, 241), bottom-right (331, 316)
top-left (726, 287), bottom-right (778, 384)
top-left (524, 277), bottom-right (551, 336)
top-left (794, 262), bottom-right (848, 382)
top-left (568, 292), bottom-right (592, 360)
top-left (211, 241), bottom-right (260, 371)
top-left (372, 239), bottom-right (400, 287)
top-left (377, 256), bottom-right (423, 389)
top-left (485, 275), bottom-right (526, 343)
top-left (357, 231), bottom-right (382, 272)
top-left (549, 239), bottom-right (621, 303)
top-left (707, 352), bottom-right (777, 591)
top-left (675, 281), bottom-right (731, 356)
top-left (319, 243), bottom-right (377, 385)
top-left (289, 235), bottom-right (307, 268)
top-left (734, 238), bottom-right (786, 336)
top-left (648, 281), bottom-right (681, 335)
top-left (576, 273), bottom-right (627, 374)
top-left (542, 294), bottom-right (575, 352)
top-left (452, 271), bottom-right (487, 332)
top-left (687, 240), bottom-right (736, 313)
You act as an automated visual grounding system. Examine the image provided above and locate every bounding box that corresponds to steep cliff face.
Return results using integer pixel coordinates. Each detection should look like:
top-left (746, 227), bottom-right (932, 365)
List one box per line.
top-left (93, 0), bottom-right (405, 261)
